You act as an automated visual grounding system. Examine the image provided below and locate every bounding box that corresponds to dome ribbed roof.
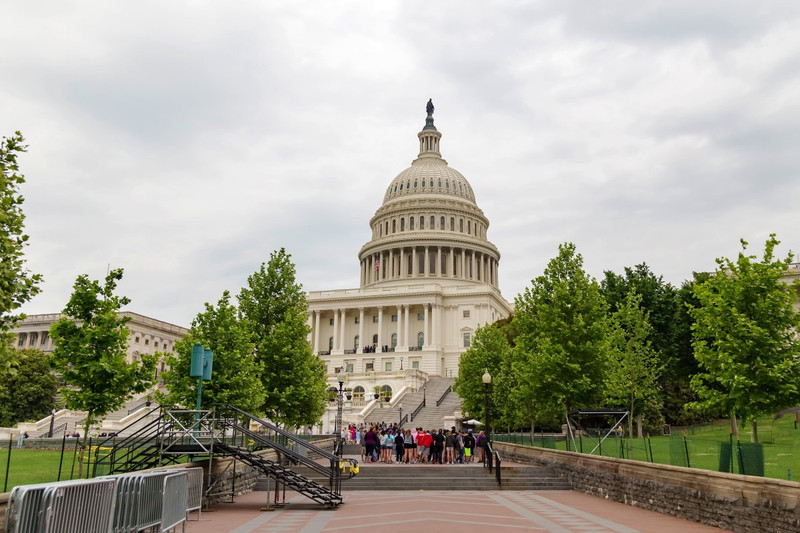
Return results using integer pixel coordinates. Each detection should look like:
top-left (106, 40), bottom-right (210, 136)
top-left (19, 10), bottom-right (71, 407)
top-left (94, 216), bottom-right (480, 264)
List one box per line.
top-left (381, 104), bottom-right (477, 205)
top-left (382, 160), bottom-right (476, 204)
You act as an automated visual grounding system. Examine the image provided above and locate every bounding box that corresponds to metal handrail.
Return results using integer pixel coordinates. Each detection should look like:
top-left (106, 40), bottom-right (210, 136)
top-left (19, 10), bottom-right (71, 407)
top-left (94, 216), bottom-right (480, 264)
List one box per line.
top-left (37, 422), bottom-right (67, 438)
top-left (483, 440), bottom-right (502, 485)
top-left (435, 385), bottom-right (451, 407)
top-left (410, 398), bottom-right (426, 422)
top-left (399, 414), bottom-right (408, 426)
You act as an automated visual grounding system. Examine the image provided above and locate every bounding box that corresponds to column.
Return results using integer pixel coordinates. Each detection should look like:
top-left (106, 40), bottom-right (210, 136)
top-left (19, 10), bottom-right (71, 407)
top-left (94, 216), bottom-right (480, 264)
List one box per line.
top-left (423, 304), bottom-right (429, 348)
top-left (404, 305), bottom-right (410, 348)
top-left (431, 304), bottom-right (439, 348)
top-left (358, 308), bottom-right (365, 354)
top-left (389, 249), bottom-right (394, 279)
top-left (412, 248), bottom-right (417, 277)
top-left (313, 310), bottom-right (321, 354)
top-left (461, 249), bottom-right (466, 279)
top-left (396, 305), bottom-right (402, 350)
top-left (377, 306), bottom-right (383, 352)
top-left (400, 248), bottom-right (406, 278)
top-left (424, 247), bottom-right (429, 276)
top-left (471, 252), bottom-right (477, 281)
top-left (436, 246), bottom-right (442, 276)
top-left (332, 309), bottom-right (339, 351)
top-left (340, 308), bottom-right (347, 350)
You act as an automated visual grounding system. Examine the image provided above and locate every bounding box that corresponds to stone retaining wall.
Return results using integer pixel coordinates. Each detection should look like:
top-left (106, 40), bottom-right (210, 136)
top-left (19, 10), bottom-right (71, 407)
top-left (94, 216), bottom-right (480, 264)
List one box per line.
top-left (495, 442), bottom-right (800, 532)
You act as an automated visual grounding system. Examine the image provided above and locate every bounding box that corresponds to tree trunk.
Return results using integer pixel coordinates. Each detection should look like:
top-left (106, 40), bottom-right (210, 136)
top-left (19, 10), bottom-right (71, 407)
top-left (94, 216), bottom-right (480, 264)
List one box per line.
top-left (77, 411), bottom-right (94, 478)
top-left (730, 413), bottom-right (739, 438)
top-left (637, 413), bottom-right (644, 439)
top-left (751, 420), bottom-right (758, 444)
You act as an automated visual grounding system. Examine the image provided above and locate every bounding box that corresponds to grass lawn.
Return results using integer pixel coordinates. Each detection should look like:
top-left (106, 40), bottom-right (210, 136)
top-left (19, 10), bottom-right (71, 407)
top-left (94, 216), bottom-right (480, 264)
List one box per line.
top-left (495, 413), bottom-right (800, 481)
top-left (0, 447), bottom-right (83, 491)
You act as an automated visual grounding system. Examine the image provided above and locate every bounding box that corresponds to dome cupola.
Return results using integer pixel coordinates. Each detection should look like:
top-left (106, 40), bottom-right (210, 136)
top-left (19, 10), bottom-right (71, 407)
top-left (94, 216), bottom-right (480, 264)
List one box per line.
top-left (358, 101), bottom-right (501, 291)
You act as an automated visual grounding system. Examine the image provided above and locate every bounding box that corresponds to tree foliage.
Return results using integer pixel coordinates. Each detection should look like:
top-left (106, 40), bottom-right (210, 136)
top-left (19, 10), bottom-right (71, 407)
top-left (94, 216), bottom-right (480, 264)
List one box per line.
top-left (453, 324), bottom-right (516, 429)
top-left (160, 291), bottom-right (264, 412)
top-left (0, 348), bottom-right (58, 426)
top-left (605, 291), bottom-right (663, 437)
top-left (0, 132), bottom-right (42, 372)
top-left (689, 235), bottom-right (800, 442)
top-left (238, 249), bottom-right (326, 428)
top-left (50, 269), bottom-right (156, 462)
top-left (512, 243), bottom-right (611, 424)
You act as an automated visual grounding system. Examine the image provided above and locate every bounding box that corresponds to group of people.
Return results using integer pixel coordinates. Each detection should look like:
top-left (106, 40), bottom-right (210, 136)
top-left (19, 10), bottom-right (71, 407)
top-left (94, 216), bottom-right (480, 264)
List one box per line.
top-left (344, 424), bottom-right (489, 464)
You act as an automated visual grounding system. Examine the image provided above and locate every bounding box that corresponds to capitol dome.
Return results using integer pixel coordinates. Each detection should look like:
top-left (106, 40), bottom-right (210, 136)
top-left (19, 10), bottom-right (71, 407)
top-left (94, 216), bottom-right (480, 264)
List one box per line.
top-left (358, 102), bottom-right (501, 290)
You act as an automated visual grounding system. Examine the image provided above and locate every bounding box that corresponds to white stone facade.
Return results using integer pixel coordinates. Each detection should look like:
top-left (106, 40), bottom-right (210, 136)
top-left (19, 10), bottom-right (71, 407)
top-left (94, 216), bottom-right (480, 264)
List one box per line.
top-left (11, 312), bottom-right (188, 380)
top-left (310, 106), bottom-right (512, 426)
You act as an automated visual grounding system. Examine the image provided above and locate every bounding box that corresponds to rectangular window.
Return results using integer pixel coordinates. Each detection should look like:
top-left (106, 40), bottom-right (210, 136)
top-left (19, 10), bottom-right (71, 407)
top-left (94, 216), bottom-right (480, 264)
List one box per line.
top-left (372, 316), bottom-right (379, 323)
top-left (391, 314), bottom-right (398, 322)
top-left (411, 360), bottom-right (420, 369)
top-left (145, 339), bottom-right (150, 346)
top-left (135, 337), bottom-right (140, 344)
top-left (365, 362), bottom-right (374, 372)
top-left (346, 363), bottom-right (354, 373)
top-left (17, 337), bottom-right (24, 347)
top-left (463, 310), bottom-right (470, 318)
top-left (463, 332), bottom-right (471, 347)
top-left (417, 313), bottom-right (424, 320)
top-left (354, 317), bottom-right (360, 324)
top-left (329, 318), bottom-right (334, 326)
top-left (385, 362), bottom-right (392, 372)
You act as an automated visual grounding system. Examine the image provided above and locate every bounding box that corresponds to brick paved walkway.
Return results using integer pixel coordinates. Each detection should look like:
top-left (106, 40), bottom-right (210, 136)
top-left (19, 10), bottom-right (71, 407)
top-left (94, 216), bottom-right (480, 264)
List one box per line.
top-left (183, 490), bottom-right (726, 532)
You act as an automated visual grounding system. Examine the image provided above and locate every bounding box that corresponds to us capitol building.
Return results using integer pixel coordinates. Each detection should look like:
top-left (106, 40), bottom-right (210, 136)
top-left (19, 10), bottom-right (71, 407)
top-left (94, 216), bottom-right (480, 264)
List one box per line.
top-left (310, 101), bottom-right (512, 425)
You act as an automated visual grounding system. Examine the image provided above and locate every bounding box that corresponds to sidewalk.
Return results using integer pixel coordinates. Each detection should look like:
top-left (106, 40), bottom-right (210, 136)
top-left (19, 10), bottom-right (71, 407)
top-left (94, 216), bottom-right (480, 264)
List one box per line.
top-left (184, 489), bottom-right (726, 533)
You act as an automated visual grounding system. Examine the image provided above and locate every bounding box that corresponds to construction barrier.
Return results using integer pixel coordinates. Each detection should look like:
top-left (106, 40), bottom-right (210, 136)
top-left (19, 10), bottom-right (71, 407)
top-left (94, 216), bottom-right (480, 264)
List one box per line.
top-left (160, 472), bottom-right (189, 533)
top-left (5, 478), bottom-right (117, 533)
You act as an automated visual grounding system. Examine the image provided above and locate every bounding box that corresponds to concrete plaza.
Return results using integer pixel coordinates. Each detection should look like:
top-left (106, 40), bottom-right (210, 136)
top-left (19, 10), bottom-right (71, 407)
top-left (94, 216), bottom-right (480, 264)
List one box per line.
top-left (184, 490), bottom-right (726, 533)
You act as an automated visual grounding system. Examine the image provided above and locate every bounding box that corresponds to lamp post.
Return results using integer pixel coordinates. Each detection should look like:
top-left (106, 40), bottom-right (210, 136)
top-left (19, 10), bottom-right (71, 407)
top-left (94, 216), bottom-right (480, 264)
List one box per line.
top-left (400, 357), bottom-right (403, 370)
top-left (482, 369), bottom-right (492, 444)
top-left (48, 408), bottom-right (56, 438)
top-left (399, 403), bottom-right (403, 427)
top-left (335, 371), bottom-right (346, 458)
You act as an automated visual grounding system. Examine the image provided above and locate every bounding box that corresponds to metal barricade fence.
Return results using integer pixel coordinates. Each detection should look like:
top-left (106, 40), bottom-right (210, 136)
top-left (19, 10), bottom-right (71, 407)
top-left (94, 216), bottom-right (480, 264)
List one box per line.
top-left (184, 467), bottom-right (204, 520)
top-left (6, 478), bottom-right (118, 533)
top-left (41, 478), bottom-right (117, 533)
top-left (110, 470), bottom-right (174, 533)
top-left (6, 484), bottom-right (49, 533)
top-left (160, 472), bottom-right (189, 533)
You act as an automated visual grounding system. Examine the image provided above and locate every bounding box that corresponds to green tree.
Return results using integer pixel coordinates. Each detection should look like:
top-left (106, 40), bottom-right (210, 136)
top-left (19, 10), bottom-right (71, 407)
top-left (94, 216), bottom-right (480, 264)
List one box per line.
top-left (0, 348), bottom-right (58, 427)
top-left (604, 291), bottom-right (663, 438)
top-left (454, 324), bottom-right (516, 429)
top-left (513, 243), bottom-right (611, 424)
top-left (689, 235), bottom-right (800, 442)
top-left (50, 269), bottom-right (156, 473)
top-left (601, 264), bottom-right (685, 424)
top-left (0, 132), bottom-right (42, 373)
top-left (238, 249), bottom-right (326, 428)
top-left (160, 291), bottom-right (264, 412)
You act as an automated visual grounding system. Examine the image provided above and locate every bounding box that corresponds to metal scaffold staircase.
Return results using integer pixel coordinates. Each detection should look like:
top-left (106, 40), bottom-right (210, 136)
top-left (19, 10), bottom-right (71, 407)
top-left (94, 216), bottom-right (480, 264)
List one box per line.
top-left (90, 404), bottom-right (359, 509)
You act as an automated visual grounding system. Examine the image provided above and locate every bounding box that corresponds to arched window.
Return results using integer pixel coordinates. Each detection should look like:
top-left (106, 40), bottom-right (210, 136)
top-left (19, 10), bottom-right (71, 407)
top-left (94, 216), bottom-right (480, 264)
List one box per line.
top-left (380, 385), bottom-right (392, 402)
top-left (328, 337), bottom-right (334, 350)
top-left (438, 178), bottom-right (442, 187)
top-left (450, 217), bottom-right (455, 231)
top-left (440, 216), bottom-right (445, 229)
top-left (467, 220), bottom-right (471, 234)
top-left (410, 217), bottom-right (415, 230)
top-left (372, 334), bottom-right (378, 345)
top-left (354, 335), bottom-right (360, 349)
top-left (445, 180), bottom-right (450, 189)
top-left (430, 216), bottom-right (435, 228)
top-left (459, 219), bottom-right (464, 232)
top-left (417, 332), bottom-right (424, 347)
top-left (414, 180), bottom-right (418, 189)
top-left (353, 386), bottom-right (365, 400)
top-left (419, 216), bottom-right (424, 229)
top-left (392, 219), bottom-right (396, 233)
top-left (385, 221), bottom-right (389, 235)
top-left (401, 218), bottom-right (405, 231)
top-left (400, 183), bottom-right (403, 190)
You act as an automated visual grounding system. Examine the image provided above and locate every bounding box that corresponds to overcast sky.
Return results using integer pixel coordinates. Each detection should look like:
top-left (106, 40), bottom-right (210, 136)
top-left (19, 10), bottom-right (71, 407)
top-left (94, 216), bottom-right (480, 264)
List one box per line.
top-left (4, 1), bottom-right (799, 327)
